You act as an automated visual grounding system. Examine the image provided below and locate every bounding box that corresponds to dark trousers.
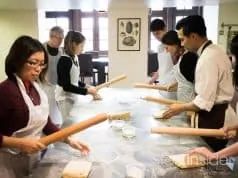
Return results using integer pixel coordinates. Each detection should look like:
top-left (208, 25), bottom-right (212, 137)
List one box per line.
top-left (198, 103), bottom-right (228, 152)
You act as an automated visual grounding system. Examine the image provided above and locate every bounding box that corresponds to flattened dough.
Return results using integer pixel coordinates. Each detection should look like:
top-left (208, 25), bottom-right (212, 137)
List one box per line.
top-left (169, 154), bottom-right (206, 169)
top-left (62, 160), bottom-right (92, 178)
top-left (153, 110), bottom-right (167, 119)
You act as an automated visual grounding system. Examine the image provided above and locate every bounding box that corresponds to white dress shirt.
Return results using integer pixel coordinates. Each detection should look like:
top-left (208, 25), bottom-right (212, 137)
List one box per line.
top-left (157, 44), bottom-right (174, 85)
top-left (193, 41), bottom-right (234, 112)
top-left (157, 44), bottom-right (177, 99)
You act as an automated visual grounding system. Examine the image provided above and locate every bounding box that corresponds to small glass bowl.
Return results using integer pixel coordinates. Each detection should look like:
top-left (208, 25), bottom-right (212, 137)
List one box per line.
top-left (122, 125), bottom-right (136, 138)
top-left (110, 120), bottom-right (125, 131)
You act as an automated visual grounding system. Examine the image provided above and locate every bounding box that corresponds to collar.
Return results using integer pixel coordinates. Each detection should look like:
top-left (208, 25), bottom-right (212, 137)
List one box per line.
top-left (22, 80), bottom-right (32, 94)
top-left (197, 40), bottom-right (211, 56)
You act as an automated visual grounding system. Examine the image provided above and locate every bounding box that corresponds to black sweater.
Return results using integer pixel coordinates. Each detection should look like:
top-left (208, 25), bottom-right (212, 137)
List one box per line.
top-left (57, 55), bottom-right (88, 95)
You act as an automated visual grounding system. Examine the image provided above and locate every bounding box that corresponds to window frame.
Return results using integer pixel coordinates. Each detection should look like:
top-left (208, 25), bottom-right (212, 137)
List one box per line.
top-left (148, 6), bottom-right (203, 50)
top-left (46, 10), bottom-right (108, 57)
top-left (45, 6), bottom-right (202, 55)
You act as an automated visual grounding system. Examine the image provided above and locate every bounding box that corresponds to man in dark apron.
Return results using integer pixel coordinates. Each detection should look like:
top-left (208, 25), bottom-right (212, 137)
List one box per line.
top-left (162, 15), bottom-right (234, 152)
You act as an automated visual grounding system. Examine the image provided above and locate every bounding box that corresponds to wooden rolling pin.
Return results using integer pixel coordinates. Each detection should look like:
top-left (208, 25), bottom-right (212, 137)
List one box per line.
top-left (142, 96), bottom-right (184, 105)
top-left (109, 112), bottom-right (131, 120)
top-left (134, 83), bottom-right (168, 91)
top-left (150, 127), bottom-right (236, 137)
top-left (39, 113), bottom-right (108, 146)
top-left (96, 74), bottom-right (127, 90)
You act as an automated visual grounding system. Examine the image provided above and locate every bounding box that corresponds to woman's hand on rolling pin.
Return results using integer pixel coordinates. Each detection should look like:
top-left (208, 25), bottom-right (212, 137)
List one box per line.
top-left (65, 137), bottom-right (90, 156)
top-left (87, 86), bottom-right (97, 96)
top-left (221, 124), bottom-right (238, 139)
top-left (18, 137), bottom-right (46, 154)
top-left (166, 85), bottom-right (177, 92)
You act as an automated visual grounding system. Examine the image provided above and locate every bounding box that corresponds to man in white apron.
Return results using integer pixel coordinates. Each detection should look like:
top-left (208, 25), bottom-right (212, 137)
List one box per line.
top-left (149, 19), bottom-right (177, 99)
top-left (186, 33), bottom-right (238, 164)
top-left (162, 15), bottom-right (236, 152)
top-left (42, 26), bottom-right (64, 128)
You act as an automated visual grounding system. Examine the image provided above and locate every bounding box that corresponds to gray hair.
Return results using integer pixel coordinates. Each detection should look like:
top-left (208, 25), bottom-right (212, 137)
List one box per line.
top-left (49, 26), bottom-right (64, 37)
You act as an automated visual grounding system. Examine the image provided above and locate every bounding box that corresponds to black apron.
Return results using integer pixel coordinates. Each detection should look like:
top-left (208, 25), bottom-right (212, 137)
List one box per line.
top-left (197, 41), bottom-right (228, 152)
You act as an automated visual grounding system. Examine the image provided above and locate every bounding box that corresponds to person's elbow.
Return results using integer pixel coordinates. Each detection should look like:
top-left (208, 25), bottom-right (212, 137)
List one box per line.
top-left (193, 96), bottom-right (215, 112)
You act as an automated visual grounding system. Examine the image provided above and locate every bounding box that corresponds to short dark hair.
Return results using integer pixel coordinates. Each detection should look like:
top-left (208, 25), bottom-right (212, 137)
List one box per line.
top-left (5, 35), bottom-right (48, 82)
top-left (176, 15), bottom-right (207, 37)
top-left (64, 31), bottom-right (85, 56)
top-left (150, 19), bottom-right (166, 32)
top-left (231, 34), bottom-right (238, 87)
top-left (161, 30), bottom-right (181, 46)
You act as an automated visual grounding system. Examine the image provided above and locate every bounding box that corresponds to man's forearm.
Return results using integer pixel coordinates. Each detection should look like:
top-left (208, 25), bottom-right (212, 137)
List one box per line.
top-left (182, 102), bottom-right (200, 112)
top-left (214, 142), bottom-right (238, 159)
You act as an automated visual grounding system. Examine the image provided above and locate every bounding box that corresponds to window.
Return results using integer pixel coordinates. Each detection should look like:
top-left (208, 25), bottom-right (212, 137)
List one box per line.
top-left (176, 5), bottom-right (193, 10)
top-left (99, 17), bottom-right (108, 51)
top-left (81, 17), bottom-right (94, 51)
top-left (76, 10), bottom-right (108, 56)
top-left (41, 10), bottom-right (108, 57)
top-left (41, 18), bottom-right (69, 45)
top-left (175, 16), bottom-right (186, 24)
top-left (148, 6), bottom-right (202, 51)
top-left (38, 10), bottom-right (69, 44)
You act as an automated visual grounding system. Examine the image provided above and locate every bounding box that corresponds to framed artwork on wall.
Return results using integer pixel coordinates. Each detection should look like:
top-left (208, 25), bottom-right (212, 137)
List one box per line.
top-left (117, 18), bottom-right (141, 51)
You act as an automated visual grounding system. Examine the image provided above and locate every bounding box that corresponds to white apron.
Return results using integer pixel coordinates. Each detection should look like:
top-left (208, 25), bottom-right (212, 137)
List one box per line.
top-left (0, 75), bottom-right (49, 178)
top-left (56, 54), bottom-right (80, 122)
top-left (174, 56), bottom-right (195, 102)
top-left (224, 104), bottom-right (238, 127)
top-left (42, 43), bottom-right (63, 127)
top-left (157, 45), bottom-right (177, 99)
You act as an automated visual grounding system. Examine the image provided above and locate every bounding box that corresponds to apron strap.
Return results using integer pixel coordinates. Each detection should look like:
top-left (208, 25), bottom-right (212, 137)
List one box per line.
top-left (200, 40), bottom-right (212, 54)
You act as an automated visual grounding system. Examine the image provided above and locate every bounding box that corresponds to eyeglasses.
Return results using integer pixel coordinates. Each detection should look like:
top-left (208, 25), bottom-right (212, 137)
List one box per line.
top-left (26, 60), bottom-right (47, 69)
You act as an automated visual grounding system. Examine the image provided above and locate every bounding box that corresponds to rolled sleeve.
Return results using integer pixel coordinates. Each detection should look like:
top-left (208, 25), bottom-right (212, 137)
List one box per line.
top-left (193, 56), bottom-right (219, 112)
top-left (193, 95), bottom-right (214, 111)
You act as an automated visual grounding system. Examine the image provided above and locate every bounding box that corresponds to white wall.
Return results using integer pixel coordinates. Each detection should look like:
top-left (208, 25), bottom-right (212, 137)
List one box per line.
top-left (203, 5), bottom-right (219, 44)
top-left (218, 2), bottom-right (238, 51)
top-left (0, 10), bottom-right (38, 81)
top-left (108, 0), bottom-right (148, 87)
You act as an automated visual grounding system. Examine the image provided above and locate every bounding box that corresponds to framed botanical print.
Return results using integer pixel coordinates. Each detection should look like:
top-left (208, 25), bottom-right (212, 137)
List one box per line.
top-left (117, 18), bottom-right (141, 51)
